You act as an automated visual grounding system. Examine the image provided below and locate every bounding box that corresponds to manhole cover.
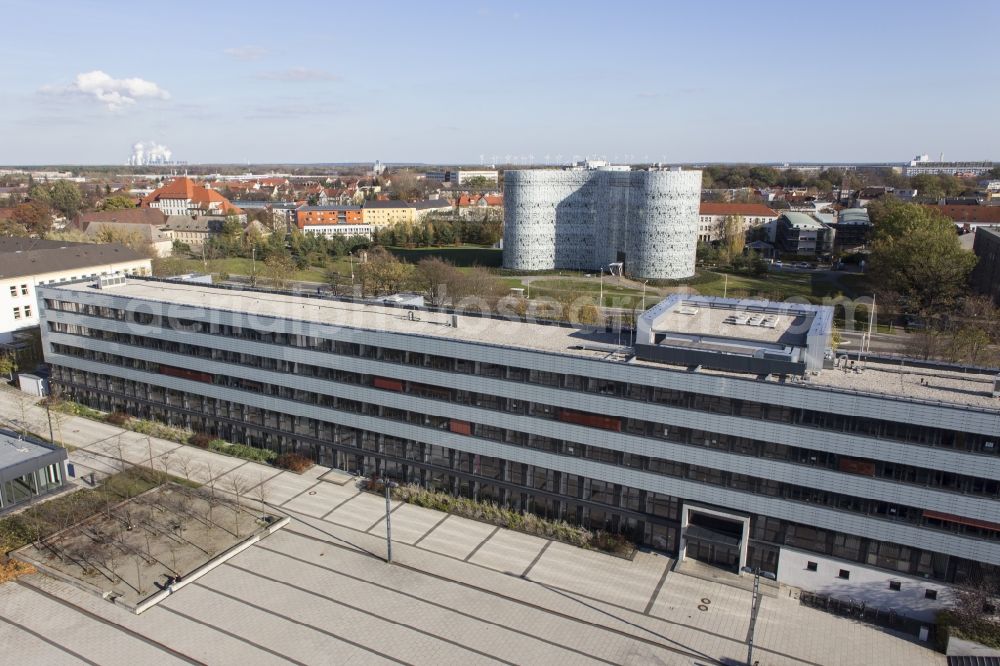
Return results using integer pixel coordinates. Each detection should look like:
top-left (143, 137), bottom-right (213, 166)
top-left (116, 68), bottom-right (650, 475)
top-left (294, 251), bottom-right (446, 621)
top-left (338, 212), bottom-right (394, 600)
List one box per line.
top-left (697, 604), bottom-right (709, 612)
top-left (701, 598), bottom-right (711, 604)
top-left (308, 491), bottom-right (317, 495)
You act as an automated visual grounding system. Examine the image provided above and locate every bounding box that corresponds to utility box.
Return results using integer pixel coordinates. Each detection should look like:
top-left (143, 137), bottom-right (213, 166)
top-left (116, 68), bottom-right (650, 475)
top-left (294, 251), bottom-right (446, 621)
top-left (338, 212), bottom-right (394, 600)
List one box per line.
top-left (17, 373), bottom-right (48, 397)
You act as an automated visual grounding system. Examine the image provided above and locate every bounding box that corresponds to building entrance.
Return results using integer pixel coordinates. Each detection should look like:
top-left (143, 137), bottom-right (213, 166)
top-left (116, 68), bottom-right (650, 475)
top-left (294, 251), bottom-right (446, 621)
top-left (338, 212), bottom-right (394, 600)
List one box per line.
top-left (681, 506), bottom-right (748, 574)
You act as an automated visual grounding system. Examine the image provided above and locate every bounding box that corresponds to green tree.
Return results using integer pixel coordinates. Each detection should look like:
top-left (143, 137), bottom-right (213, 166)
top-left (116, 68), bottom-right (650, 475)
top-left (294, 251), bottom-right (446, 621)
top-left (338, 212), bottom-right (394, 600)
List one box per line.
top-left (262, 251), bottom-right (296, 289)
top-left (99, 194), bottom-right (136, 211)
top-left (48, 181), bottom-right (83, 219)
top-left (356, 247), bottom-right (412, 296)
top-left (719, 215), bottom-right (746, 265)
top-left (0, 352), bottom-right (16, 380)
top-left (868, 199), bottom-right (977, 313)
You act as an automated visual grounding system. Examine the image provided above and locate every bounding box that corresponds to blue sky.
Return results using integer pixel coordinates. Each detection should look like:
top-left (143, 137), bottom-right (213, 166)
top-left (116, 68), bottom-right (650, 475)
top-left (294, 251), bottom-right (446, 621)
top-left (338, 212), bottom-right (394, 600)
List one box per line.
top-left (1, 0), bottom-right (997, 165)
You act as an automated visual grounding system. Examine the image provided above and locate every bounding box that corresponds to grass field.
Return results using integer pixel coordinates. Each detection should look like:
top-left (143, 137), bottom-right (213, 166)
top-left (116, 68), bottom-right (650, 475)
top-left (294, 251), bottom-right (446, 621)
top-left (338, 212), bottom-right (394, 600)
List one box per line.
top-left (687, 270), bottom-right (870, 302)
top-left (162, 257), bottom-right (351, 283)
top-left (500, 270), bottom-right (871, 307)
top-left (387, 245), bottom-right (502, 267)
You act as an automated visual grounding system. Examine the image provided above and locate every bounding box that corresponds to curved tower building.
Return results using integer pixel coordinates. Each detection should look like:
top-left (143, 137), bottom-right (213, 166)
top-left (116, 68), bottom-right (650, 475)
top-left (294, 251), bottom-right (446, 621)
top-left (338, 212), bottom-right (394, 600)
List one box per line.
top-left (502, 167), bottom-right (701, 280)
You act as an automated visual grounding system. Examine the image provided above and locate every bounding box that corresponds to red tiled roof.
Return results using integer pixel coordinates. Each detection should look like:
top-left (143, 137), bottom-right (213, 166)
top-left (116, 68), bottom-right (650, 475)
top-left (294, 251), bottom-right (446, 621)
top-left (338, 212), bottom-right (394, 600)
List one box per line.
top-left (927, 205), bottom-right (1000, 224)
top-left (141, 177), bottom-right (243, 215)
top-left (699, 203), bottom-right (779, 217)
top-left (484, 195), bottom-right (503, 206)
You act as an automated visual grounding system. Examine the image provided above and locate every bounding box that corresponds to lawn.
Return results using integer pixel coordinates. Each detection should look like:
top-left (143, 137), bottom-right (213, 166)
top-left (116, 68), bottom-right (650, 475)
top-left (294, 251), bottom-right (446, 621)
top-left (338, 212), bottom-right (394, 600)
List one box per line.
top-left (159, 257), bottom-right (350, 284)
top-left (685, 270), bottom-right (871, 303)
top-left (387, 245), bottom-right (502, 267)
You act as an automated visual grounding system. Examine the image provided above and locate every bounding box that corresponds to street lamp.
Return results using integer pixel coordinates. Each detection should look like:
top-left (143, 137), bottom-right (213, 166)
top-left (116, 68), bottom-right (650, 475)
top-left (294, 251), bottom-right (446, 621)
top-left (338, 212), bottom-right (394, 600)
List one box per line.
top-left (740, 565), bottom-right (777, 666)
top-left (375, 478), bottom-right (399, 562)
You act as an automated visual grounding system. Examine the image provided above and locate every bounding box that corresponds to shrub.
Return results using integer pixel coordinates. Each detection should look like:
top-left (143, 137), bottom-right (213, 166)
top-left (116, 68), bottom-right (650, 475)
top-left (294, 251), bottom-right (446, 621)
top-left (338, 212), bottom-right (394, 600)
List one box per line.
top-left (274, 452), bottom-right (315, 473)
top-left (207, 439), bottom-right (276, 464)
top-left (188, 433), bottom-right (213, 449)
top-left (105, 412), bottom-right (130, 426)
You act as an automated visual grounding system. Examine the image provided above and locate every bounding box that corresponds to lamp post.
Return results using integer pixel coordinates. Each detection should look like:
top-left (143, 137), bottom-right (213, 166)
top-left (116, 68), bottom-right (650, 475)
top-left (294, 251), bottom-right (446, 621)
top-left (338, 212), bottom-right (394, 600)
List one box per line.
top-left (740, 565), bottom-right (777, 666)
top-left (377, 478), bottom-right (399, 562)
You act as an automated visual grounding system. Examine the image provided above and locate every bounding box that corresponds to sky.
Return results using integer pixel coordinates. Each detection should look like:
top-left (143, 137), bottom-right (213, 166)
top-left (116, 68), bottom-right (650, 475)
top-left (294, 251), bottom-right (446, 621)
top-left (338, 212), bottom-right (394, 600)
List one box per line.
top-left (1, 0), bottom-right (998, 166)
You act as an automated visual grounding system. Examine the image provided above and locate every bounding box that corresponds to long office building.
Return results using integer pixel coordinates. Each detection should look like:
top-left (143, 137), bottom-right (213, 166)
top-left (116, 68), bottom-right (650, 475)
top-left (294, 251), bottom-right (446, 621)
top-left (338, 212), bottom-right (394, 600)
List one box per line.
top-left (502, 167), bottom-right (702, 279)
top-left (37, 278), bottom-right (1000, 622)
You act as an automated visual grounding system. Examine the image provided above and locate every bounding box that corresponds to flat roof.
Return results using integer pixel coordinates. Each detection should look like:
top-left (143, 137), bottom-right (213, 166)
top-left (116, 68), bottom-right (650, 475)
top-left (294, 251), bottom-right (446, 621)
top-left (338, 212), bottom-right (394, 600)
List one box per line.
top-left (0, 430), bottom-right (66, 484)
top-left (47, 279), bottom-right (1000, 411)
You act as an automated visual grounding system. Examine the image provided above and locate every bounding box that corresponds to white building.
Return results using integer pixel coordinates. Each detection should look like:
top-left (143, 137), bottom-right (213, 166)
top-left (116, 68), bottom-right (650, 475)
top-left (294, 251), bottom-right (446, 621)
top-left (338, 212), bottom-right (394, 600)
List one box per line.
top-left (0, 238), bottom-right (151, 343)
top-left (425, 170), bottom-right (499, 186)
top-left (697, 203), bottom-right (780, 243)
top-left (503, 167), bottom-right (702, 279)
top-left (301, 222), bottom-right (375, 240)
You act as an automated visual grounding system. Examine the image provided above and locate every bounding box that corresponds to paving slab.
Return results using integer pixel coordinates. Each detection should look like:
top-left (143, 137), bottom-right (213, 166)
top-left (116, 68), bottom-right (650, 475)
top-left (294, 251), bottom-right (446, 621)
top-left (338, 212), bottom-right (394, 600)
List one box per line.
top-left (325, 491), bottom-right (399, 532)
top-left (415, 513), bottom-right (498, 560)
top-left (527, 541), bottom-right (670, 612)
top-left (283, 479), bottom-right (358, 518)
top-left (0, 579), bottom-right (189, 665)
top-left (380, 502), bottom-right (447, 545)
top-left (255, 470), bottom-right (319, 506)
top-left (468, 527), bottom-right (547, 576)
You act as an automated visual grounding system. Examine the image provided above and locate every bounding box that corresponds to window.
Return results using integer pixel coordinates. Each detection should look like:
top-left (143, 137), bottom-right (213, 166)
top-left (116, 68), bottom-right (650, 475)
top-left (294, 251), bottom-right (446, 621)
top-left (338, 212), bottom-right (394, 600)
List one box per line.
top-left (23, 306), bottom-right (31, 318)
top-left (12, 307), bottom-right (20, 320)
top-left (8, 286), bottom-right (15, 297)
top-left (838, 569), bottom-right (851, 580)
top-left (806, 561), bottom-right (818, 572)
top-left (20, 284), bottom-right (28, 295)
top-left (925, 589), bottom-right (938, 600)
top-left (889, 581), bottom-right (901, 591)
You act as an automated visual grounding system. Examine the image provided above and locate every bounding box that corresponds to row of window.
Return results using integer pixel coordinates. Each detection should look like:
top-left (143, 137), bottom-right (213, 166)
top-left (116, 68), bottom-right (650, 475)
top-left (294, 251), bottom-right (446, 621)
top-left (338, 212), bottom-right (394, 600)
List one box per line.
top-left (39, 306), bottom-right (998, 456)
top-left (13, 305), bottom-right (32, 320)
top-left (46, 330), bottom-right (1000, 499)
top-left (53, 372), bottom-right (999, 584)
top-left (9, 284), bottom-right (28, 297)
top-left (48, 359), bottom-right (1000, 544)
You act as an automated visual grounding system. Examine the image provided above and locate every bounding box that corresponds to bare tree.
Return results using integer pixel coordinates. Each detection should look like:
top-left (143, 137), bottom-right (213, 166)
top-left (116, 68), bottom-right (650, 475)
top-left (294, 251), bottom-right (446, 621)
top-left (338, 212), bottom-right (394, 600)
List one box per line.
top-left (254, 474), bottom-right (270, 514)
top-left (226, 475), bottom-right (251, 538)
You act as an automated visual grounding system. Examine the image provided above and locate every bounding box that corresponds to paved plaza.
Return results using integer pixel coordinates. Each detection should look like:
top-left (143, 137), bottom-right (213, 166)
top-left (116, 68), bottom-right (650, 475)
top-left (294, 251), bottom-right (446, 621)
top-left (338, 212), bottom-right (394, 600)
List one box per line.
top-left (0, 388), bottom-right (945, 665)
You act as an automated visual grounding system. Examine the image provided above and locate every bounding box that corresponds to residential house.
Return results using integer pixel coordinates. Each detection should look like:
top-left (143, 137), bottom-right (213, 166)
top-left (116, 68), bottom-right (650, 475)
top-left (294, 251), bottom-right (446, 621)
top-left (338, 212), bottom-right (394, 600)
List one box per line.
top-left (697, 203), bottom-right (780, 243)
top-left (362, 200), bottom-right (416, 227)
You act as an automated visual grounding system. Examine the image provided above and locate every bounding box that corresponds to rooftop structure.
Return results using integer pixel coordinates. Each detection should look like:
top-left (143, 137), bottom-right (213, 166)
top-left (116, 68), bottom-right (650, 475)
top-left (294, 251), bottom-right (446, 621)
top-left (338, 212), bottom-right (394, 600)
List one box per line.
top-left (0, 430), bottom-right (67, 513)
top-left (0, 239), bottom-right (148, 281)
top-left (76, 208), bottom-right (165, 229)
top-left (636, 295), bottom-right (832, 375)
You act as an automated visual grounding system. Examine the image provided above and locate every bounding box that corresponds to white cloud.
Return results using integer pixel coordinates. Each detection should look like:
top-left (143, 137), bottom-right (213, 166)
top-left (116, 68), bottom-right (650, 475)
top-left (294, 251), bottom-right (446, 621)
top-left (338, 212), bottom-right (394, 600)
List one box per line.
top-left (225, 46), bottom-right (269, 60)
top-left (256, 67), bottom-right (339, 82)
top-left (41, 70), bottom-right (170, 111)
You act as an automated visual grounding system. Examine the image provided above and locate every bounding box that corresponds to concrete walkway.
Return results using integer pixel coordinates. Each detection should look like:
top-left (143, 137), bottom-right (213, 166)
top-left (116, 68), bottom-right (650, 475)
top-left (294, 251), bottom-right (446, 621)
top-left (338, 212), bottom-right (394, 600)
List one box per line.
top-left (0, 386), bottom-right (943, 665)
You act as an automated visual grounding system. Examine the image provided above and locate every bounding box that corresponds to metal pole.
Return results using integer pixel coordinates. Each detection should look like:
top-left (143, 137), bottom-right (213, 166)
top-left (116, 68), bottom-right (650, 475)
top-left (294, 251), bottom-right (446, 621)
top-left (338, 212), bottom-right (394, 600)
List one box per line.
top-left (384, 481), bottom-right (393, 563)
top-left (45, 402), bottom-right (55, 444)
top-left (747, 570), bottom-right (760, 666)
